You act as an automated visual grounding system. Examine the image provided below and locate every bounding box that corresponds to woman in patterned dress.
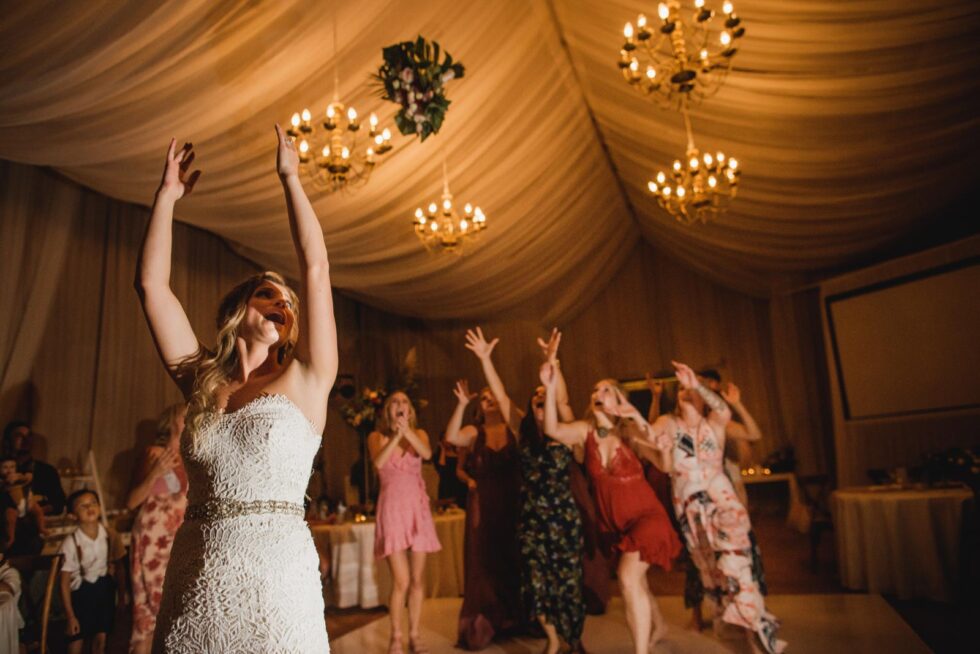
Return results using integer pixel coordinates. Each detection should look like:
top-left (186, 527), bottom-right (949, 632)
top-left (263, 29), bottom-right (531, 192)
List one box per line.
top-left (462, 328), bottom-right (587, 653)
top-left (649, 361), bottom-right (786, 654)
top-left (126, 404), bottom-right (188, 654)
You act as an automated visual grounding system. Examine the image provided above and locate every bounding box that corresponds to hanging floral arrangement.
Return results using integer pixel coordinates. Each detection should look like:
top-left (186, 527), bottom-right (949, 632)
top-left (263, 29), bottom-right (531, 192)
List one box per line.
top-left (338, 347), bottom-right (428, 433)
top-left (375, 36), bottom-right (465, 141)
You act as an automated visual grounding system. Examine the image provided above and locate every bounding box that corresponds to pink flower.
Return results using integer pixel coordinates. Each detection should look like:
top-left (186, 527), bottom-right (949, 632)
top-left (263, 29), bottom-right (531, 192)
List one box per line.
top-left (400, 67), bottom-right (415, 83)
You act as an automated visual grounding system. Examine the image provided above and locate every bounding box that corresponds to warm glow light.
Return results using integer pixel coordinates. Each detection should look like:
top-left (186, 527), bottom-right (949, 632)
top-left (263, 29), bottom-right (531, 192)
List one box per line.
top-left (646, 66), bottom-right (656, 79)
top-left (428, 202), bottom-right (438, 214)
top-left (723, 1), bottom-right (734, 15)
top-left (321, 146), bottom-right (329, 157)
top-left (629, 59), bottom-right (639, 72)
top-left (704, 153), bottom-right (714, 166)
top-left (658, 3), bottom-right (669, 21)
top-left (326, 105), bottom-right (336, 119)
top-left (369, 113), bottom-right (378, 128)
top-left (637, 14), bottom-right (647, 29)
top-left (443, 199), bottom-right (452, 212)
top-left (347, 107), bottom-right (357, 121)
top-left (656, 172), bottom-right (666, 184)
top-left (729, 158), bottom-right (739, 170)
top-left (677, 186), bottom-right (686, 198)
top-left (299, 140), bottom-right (309, 154)
top-left (375, 134), bottom-right (384, 145)
top-left (624, 22), bottom-right (634, 40)
top-left (695, 0), bottom-right (705, 7)
top-left (700, 49), bottom-right (708, 60)
top-left (430, 222), bottom-right (438, 231)
top-left (717, 152), bottom-right (726, 162)
top-left (460, 219), bottom-right (469, 230)
top-left (689, 157), bottom-right (699, 169)
top-left (291, 113), bottom-right (300, 128)
top-left (708, 176), bottom-right (717, 188)
top-left (341, 146), bottom-right (350, 159)
top-left (720, 31), bottom-right (732, 46)
top-left (464, 203), bottom-right (473, 215)
top-left (382, 128), bottom-right (391, 140)
top-left (673, 160), bottom-right (682, 171)
top-left (663, 186), bottom-right (672, 196)
top-left (415, 208), bottom-right (424, 219)
top-left (648, 181), bottom-right (658, 193)
top-left (301, 108), bottom-right (311, 122)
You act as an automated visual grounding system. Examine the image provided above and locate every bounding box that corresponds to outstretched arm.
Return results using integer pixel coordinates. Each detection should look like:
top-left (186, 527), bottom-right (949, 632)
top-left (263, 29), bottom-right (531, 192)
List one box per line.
top-left (135, 139), bottom-right (202, 395)
top-left (465, 328), bottom-right (521, 434)
top-left (673, 360), bottom-right (731, 431)
top-left (538, 328), bottom-right (574, 422)
top-left (445, 381), bottom-right (479, 448)
top-left (721, 383), bottom-right (762, 442)
top-left (276, 125), bottom-right (338, 393)
top-left (645, 373), bottom-right (665, 423)
top-left (541, 362), bottom-right (587, 447)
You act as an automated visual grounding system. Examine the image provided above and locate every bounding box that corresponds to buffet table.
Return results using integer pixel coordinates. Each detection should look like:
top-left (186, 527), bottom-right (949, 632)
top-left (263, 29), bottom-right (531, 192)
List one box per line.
top-left (832, 485), bottom-right (974, 602)
top-left (311, 509), bottom-right (466, 609)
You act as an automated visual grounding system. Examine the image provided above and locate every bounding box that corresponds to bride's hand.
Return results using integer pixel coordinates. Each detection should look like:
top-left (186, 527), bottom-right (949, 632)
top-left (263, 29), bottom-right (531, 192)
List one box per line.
top-left (158, 138), bottom-right (201, 201)
top-left (275, 124), bottom-right (299, 179)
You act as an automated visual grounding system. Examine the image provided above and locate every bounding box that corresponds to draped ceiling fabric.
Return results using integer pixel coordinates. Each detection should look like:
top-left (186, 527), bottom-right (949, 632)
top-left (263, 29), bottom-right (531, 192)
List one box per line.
top-left (1, 1), bottom-right (978, 318)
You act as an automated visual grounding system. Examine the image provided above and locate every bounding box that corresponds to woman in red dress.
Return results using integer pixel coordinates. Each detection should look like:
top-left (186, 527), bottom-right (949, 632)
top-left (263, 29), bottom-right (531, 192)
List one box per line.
top-left (541, 363), bottom-right (681, 654)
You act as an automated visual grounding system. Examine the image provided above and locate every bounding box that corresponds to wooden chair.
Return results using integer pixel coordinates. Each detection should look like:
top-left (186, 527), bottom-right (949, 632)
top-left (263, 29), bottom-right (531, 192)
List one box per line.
top-left (9, 553), bottom-right (64, 654)
top-left (797, 474), bottom-right (833, 572)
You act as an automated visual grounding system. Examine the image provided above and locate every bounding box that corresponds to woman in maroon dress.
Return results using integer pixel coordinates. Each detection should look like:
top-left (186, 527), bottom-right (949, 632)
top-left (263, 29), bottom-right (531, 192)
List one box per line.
top-left (541, 363), bottom-right (681, 654)
top-left (445, 379), bottom-right (523, 650)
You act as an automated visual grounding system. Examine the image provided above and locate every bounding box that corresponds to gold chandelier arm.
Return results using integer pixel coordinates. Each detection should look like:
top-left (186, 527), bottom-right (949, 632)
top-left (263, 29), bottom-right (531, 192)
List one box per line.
top-left (682, 107), bottom-right (695, 151)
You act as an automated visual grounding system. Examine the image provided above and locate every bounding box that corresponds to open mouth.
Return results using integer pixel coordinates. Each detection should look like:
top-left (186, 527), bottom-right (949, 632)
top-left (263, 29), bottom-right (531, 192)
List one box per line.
top-left (265, 312), bottom-right (286, 326)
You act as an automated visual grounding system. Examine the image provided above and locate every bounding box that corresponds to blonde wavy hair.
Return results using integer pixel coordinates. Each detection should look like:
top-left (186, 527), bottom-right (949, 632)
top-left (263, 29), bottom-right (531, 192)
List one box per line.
top-left (154, 403), bottom-right (187, 446)
top-left (375, 391), bottom-right (418, 437)
top-left (180, 272), bottom-right (299, 437)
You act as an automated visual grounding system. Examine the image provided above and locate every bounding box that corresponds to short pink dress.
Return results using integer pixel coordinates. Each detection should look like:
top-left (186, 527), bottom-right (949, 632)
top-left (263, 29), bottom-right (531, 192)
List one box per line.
top-left (374, 445), bottom-right (442, 558)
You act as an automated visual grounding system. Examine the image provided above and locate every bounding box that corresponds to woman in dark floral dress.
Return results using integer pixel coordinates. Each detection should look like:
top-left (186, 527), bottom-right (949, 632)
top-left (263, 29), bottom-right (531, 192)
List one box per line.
top-left (453, 327), bottom-right (586, 653)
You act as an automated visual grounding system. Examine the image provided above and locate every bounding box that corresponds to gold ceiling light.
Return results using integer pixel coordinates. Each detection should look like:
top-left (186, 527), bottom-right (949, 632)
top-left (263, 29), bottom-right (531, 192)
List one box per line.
top-left (619, 1), bottom-right (744, 110)
top-left (285, 16), bottom-right (393, 192)
top-left (413, 162), bottom-right (486, 254)
top-left (646, 110), bottom-right (739, 224)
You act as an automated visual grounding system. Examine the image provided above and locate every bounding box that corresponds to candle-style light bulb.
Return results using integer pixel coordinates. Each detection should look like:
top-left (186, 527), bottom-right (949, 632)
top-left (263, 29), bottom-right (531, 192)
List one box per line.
top-left (723, 1), bottom-right (734, 15)
top-left (720, 31), bottom-right (732, 46)
top-left (347, 107), bottom-right (357, 122)
top-left (341, 146), bottom-right (350, 159)
top-left (658, 3), bottom-right (669, 21)
top-left (648, 181), bottom-right (658, 193)
top-left (382, 128), bottom-right (391, 141)
top-left (646, 66), bottom-right (656, 79)
top-left (656, 171), bottom-right (666, 184)
top-left (301, 108), bottom-right (311, 123)
top-left (460, 219), bottom-right (469, 231)
top-left (369, 113), bottom-right (378, 128)
top-left (321, 145), bottom-right (329, 157)
top-left (415, 208), bottom-right (424, 219)
top-left (443, 199), bottom-right (452, 212)
top-left (624, 22), bottom-right (634, 40)
top-left (677, 186), bottom-right (686, 198)
top-left (637, 14), bottom-right (647, 29)
top-left (464, 203), bottom-right (473, 215)
top-left (428, 202), bottom-right (437, 214)
top-left (299, 140), bottom-right (309, 154)
top-left (291, 113), bottom-right (300, 128)
top-left (695, 0), bottom-right (705, 8)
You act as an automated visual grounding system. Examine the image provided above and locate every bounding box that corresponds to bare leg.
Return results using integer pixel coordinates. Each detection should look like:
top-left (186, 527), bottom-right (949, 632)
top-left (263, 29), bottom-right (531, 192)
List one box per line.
top-left (686, 602), bottom-right (706, 631)
top-left (537, 615), bottom-right (561, 654)
top-left (387, 550), bottom-right (410, 652)
top-left (407, 550), bottom-right (429, 653)
top-left (66, 639), bottom-right (83, 654)
top-left (92, 632), bottom-right (107, 654)
top-left (618, 551), bottom-right (652, 654)
top-left (131, 638), bottom-right (152, 654)
top-left (641, 569), bottom-right (667, 646)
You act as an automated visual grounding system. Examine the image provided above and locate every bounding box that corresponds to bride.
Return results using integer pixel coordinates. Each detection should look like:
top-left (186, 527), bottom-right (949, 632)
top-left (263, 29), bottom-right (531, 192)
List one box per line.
top-left (135, 126), bottom-right (336, 652)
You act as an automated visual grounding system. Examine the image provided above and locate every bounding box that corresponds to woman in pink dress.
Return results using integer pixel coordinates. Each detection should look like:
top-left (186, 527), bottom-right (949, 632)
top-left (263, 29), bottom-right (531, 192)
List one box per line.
top-left (369, 392), bottom-right (441, 654)
top-left (126, 404), bottom-right (188, 654)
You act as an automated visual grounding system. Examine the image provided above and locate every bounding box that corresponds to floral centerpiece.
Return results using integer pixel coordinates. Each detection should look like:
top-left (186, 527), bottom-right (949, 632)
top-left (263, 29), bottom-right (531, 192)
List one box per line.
top-left (375, 36), bottom-right (465, 141)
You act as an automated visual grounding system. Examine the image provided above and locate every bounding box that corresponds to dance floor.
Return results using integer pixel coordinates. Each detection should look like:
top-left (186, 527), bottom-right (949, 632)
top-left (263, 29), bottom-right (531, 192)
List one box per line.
top-left (331, 594), bottom-right (931, 654)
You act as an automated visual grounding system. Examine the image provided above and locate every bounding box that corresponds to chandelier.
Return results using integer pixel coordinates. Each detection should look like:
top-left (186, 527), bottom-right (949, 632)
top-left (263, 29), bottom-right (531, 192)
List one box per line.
top-left (285, 16), bottom-right (393, 192)
top-left (413, 163), bottom-right (486, 253)
top-left (618, 1), bottom-right (744, 110)
top-left (646, 111), bottom-right (739, 224)
top-left (286, 104), bottom-right (392, 192)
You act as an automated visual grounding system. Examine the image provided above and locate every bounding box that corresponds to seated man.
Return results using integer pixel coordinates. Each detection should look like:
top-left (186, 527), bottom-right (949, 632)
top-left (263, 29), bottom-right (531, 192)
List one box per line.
top-left (2, 421), bottom-right (66, 515)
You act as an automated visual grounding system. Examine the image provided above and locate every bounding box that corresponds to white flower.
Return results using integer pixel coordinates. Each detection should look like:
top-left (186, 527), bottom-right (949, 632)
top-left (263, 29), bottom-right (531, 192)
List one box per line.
top-left (392, 80), bottom-right (400, 89)
top-left (441, 70), bottom-right (455, 84)
top-left (414, 113), bottom-right (426, 123)
top-left (400, 67), bottom-right (414, 83)
top-left (408, 103), bottom-right (418, 115)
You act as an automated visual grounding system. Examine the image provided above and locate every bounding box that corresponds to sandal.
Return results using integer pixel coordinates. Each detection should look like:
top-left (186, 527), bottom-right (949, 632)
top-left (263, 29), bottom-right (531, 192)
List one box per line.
top-left (389, 635), bottom-right (405, 654)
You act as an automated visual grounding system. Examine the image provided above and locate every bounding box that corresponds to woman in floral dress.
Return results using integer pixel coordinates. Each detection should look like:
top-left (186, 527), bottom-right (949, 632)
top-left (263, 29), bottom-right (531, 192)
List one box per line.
top-left (126, 404), bottom-right (188, 654)
top-left (650, 361), bottom-right (785, 654)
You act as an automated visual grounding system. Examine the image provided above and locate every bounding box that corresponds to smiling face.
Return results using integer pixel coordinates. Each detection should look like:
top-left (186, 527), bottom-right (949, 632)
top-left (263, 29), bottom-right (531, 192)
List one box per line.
top-left (240, 281), bottom-right (296, 347)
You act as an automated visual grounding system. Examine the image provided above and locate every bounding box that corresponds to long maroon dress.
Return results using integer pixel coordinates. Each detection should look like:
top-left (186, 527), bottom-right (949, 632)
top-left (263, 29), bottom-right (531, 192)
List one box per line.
top-left (457, 426), bottom-right (523, 650)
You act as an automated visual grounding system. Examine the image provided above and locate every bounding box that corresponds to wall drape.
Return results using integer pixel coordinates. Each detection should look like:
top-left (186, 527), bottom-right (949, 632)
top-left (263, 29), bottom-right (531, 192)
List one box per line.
top-left (1, 160), bottom-right (831, 507)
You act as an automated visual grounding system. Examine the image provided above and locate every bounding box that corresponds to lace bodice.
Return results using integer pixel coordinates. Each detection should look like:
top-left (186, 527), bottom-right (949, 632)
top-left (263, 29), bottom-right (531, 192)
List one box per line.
top-left (182, 393), bottom-right (320, 506)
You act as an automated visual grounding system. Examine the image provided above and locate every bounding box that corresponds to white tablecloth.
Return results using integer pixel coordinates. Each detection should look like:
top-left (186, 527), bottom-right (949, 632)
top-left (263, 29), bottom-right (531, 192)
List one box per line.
top-left (832, 486), bottom-right (974, 601)
top-left (311, 510), bottom-right (465, 609)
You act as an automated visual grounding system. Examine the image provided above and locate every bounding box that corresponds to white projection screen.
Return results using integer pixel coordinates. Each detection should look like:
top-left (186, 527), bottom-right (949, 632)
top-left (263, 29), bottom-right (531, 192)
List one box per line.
top-left (826, 260), bottom-right (980, 419)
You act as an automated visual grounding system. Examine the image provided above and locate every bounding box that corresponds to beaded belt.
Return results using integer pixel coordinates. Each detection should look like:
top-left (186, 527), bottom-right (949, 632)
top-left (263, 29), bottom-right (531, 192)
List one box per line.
top-left (184, 499), bottom-right (305, 522)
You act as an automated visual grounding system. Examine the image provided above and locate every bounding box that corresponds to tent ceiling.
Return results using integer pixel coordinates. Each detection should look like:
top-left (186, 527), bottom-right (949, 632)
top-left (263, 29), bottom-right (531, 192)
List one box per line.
top-left (1, 0), bottom-right (977, 318)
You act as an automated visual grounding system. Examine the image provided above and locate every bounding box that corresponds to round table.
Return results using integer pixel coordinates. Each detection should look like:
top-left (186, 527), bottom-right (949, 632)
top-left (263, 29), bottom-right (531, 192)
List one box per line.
top-left (310, 509), bottom-right (465, 609)
top-left (832, 485), bottom-right (974, 601)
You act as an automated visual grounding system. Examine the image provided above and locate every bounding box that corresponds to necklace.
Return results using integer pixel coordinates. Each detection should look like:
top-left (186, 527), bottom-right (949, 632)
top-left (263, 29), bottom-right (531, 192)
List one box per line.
top-left (596, 424), bottom-right (614, 439)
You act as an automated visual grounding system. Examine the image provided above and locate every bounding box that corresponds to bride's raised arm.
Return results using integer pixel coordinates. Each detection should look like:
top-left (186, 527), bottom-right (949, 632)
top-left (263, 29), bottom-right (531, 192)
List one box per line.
top-left (135, 139), bottom-right (203, 396)
top-left (275, 125), bottom-right (338, 394)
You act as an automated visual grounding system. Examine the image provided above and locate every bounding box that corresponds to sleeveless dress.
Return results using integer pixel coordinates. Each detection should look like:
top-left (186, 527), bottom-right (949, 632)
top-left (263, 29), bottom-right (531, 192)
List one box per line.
top-left (153, 394), bottom-right (329, 654)
top-left (584, 430), bottom-right (681, 569)
top-left (130, 456), bottom-right (188, 650)
top-left (457, 425), bottom-right (523, 650)
top-left (374, 445), bottom-right (441, 558)
top-left (518, 438), bottom-right (585, 649)
top-left (669, 417), bottom-right (785, 654)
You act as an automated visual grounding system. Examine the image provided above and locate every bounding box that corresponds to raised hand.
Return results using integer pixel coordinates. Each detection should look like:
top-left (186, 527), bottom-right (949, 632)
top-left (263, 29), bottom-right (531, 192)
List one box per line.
top-left (159, 138), bottom-right (201, 201)
top-left (149, 447), bottom-right (179, 480)
top-left (646, 372), bottom-right (664, 395)
top-left (536, 327), bottom-right (562, 363)
top-left (453, 380), bottom-right (477, 405)
top-left (539, 361), bottom-right (557, 388)
top-left (275, 123), bottom-right (300, 178)
top-left (394, 410), bottom-right (410, 435)
top-left (609, 389), bottom-right (641, 421)
top-left (721, 382), bottom-right (741, 406)
top-left (672, 360), bottom-right (699, 389)
top-left (464, 327), bottom-right (499, 360)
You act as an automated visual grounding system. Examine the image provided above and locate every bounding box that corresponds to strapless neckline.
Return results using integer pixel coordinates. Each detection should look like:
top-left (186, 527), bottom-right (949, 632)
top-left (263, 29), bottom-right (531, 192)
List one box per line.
top-left (216, 392), bottom-right (319, 437)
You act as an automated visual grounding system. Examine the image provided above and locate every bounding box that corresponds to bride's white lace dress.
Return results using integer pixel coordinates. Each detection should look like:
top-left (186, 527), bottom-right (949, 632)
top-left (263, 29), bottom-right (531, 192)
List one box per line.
top-left (153, 394), bottom-right (329, 653)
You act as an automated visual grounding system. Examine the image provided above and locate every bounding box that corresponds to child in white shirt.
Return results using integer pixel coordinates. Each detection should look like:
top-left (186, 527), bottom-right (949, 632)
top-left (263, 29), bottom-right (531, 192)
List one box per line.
top-left (59, 490), bottom-right (125, 654)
